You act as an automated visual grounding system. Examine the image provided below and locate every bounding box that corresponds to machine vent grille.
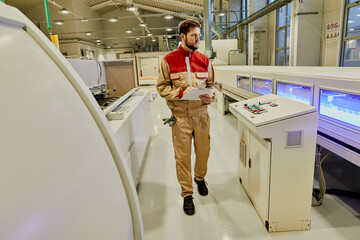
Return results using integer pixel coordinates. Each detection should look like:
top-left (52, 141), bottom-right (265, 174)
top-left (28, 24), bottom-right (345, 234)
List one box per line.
top-left (286, 130), bottom-right (303, 148)
top-left (240, 140), bottom-right (246, 166)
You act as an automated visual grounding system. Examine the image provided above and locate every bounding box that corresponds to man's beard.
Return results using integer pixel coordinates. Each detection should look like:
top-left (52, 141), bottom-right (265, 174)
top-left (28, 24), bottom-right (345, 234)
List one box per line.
top-left (185, 37), bottom-right (198, 51)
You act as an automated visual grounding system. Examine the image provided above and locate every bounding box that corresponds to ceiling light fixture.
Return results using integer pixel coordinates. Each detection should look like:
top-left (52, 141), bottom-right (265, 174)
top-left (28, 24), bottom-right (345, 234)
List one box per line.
top-left (55, 20), bottom-right (64, 25)
top-left (139, 23), bottom-right (147, 27)
top-left (97, 43), bottom-right (101, 45)
top-left (219, 12), bottom-right (226, 16)
top-left (59, 8), bottom-right (69, 14)
top-left (85, 32), bottom-right (92, 36)
top-left (152, 39), bottom-right (156, 42)
top-left (125, 29), bottom-right (133, 33)
top-left (127, 5), bottom-right (137, 11)
top-left (350, 28), bottom-right (355, 31)
top-left (136, 37), bottom-right (140, 40)
top-left (164, 15), bottom-right (173, 20)
top-left (108, 18), bottom-right (118, 22)
top-left (96, 39), bottom-right (101, 42)
top-left (168, 35), bottom-right (172, 38)
top-left (107, 45), bottom-right (111, 48)
top-left (166, 28), bottom-right (172, 31)
top-left (147, 33), bottom-right (153, 36)
top-left (81, 18), bottom-right (88, 22)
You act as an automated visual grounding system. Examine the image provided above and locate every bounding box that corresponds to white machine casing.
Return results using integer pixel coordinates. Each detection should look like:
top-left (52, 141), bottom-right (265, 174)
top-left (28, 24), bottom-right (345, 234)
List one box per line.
top-left (230, 94), bottom-right (318, 232)
top-left (0, 3), bottom-right (143, 240)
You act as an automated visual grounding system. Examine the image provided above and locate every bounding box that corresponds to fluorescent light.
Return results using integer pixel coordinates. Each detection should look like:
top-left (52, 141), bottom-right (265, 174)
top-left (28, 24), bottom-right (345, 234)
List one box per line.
top-left (139, 23), bottom-right (147, 27)
top-left (166, 28), bottom-right (172, 31)
top-left (86, 32), bottom-right (92, 36)
top-left (125, 29), bottom-right (133, 33)
top-left (348, 20), bottom-right (354, 23)
top-left (357, 14), bottom-right (360, 17)
top-left (55, 21), bottom-right (64, 25)
top-left (219, 12), bottom-right (225, 16)
top-left (164, 15), bottom-right (173, 20)
top-left (107, 45), bottom-right (111, 48)
top-left (108, 18), bottom-right (118, 22)
top-left (81, 18), bottom-right (88, 22)
top-left (168, 35), bottom-right (172, 38)
top-left (127, 5), bottom-right (137, 11)
top-left (136, 37), bottom-right (140, 40)
top-left (147, 33), bottom-right (152, 36)
top-left (97, 43), bottom-right (100, 45)
top-left (152, 39), bottom-right (156, 42)
top-left (96, 39), bottom-right (101, 42)
top-left (350, 28), bottom-right (355, 31)
top-left (59, 8), bottom-right (69, 14)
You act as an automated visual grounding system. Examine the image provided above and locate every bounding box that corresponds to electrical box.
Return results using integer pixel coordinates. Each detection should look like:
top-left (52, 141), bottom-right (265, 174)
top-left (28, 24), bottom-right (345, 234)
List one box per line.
top-left (230, 94), bottom-right (318, 232)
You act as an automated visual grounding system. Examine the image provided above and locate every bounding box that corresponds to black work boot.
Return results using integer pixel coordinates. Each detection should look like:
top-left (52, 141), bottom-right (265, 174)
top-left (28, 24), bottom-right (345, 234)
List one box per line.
top-left (194, 177), bottom-right (208, 196)
top-left (183, 195), bottom-right (195, 215)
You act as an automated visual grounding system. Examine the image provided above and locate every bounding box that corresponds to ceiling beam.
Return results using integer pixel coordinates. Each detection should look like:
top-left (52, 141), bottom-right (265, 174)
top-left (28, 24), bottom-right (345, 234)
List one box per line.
top-left (148, 0), bottom-right (203, 12)
top-left (90, 0), bottom-right (202, 13)
top-left (90, 1), bottom-right (114, 10)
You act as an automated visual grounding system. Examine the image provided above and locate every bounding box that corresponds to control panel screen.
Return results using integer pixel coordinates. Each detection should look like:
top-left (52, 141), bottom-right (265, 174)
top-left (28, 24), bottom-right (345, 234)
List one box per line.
top-left (276, 82), bottom-right (312, 105)
top-left (252, 78), bottom-right (273, 95)
top-left (319, 89), bottom-right (360, 128)
top-left (237, 75), bottom-right (250, 91)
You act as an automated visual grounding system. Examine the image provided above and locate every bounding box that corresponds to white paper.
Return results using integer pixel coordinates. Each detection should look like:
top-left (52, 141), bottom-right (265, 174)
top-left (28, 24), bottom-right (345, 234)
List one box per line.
top-left (180, 88), bottom-right (216, 100)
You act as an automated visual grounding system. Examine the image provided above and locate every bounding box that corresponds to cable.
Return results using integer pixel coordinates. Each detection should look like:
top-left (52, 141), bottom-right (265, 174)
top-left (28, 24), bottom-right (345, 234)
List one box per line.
top-left (312, 148), bottom-right (331, 207)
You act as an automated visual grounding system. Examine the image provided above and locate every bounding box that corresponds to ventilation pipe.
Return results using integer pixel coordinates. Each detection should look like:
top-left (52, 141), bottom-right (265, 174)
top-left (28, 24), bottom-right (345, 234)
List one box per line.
top-left (225, 0), bottom-right (292, 35)
top-left (203, 0), bottom-right (213, 58)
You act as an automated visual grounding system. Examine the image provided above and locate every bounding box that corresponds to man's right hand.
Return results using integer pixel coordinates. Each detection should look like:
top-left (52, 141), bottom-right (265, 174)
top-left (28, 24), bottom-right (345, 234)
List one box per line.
top-left (183, 87), bottom-right (193, 95)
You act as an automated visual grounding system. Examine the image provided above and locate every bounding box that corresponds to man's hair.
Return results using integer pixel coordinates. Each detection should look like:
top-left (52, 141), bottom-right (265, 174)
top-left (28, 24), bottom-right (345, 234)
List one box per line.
top-left (178, 19), bottom-right (201, 36)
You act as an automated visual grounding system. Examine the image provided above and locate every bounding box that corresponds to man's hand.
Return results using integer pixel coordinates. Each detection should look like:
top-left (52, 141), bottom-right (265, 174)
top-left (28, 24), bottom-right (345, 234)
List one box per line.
top-left (198, 94), bottom-right (213, 104)
top-left (183, 87), bottom-right (194, 95)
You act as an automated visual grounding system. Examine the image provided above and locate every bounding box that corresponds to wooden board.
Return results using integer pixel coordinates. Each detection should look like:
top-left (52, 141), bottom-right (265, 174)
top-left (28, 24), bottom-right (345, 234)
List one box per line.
top-left (104, 61), bottom-right (135, 97)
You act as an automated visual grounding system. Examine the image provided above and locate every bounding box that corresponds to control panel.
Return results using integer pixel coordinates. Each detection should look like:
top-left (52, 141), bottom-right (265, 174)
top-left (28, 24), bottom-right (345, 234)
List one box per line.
top-left (243, 101), bottom-right (278, 114)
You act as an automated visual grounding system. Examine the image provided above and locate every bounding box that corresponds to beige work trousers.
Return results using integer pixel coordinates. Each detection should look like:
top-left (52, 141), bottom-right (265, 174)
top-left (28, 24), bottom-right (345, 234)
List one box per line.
top-left (171, 114), bottom-right (211, 197)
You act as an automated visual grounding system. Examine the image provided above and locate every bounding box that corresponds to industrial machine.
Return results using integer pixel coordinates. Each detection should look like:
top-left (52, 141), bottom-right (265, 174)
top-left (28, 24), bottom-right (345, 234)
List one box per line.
top-left (68, 58), bottom-right (152, 185)
top-left (0, 3), bottom-right (143, 240)
top-left (230, 94), bottom-right (318, 232)
top-left (215, 66), bottom-right (360, 167)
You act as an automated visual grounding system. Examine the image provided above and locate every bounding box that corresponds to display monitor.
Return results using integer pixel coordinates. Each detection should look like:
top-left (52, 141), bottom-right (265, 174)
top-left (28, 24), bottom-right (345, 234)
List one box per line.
top-left (237, 75), bottom-right (250, 91)
top-left (319, 89), bottom-right (360, 128)
top-left (276, 81), bottom-right (313, 105)
top-left (252, 77), bottom-right (273, 95)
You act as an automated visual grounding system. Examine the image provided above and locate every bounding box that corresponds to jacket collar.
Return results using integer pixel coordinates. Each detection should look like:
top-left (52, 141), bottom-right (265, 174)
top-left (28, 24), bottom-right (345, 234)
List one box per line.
top-left (178, 45), bottom-right (195, 57)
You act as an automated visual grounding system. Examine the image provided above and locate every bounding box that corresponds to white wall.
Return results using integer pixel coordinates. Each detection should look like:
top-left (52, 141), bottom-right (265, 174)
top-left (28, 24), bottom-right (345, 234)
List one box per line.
top-left (322, 0), bottom-right (344, 66)
top-left (293, 0), bottom-right (324, 66)
top-left (115, 51), bottom-right (170, 78)
top-left (198, 39), bottom-right (238, 65)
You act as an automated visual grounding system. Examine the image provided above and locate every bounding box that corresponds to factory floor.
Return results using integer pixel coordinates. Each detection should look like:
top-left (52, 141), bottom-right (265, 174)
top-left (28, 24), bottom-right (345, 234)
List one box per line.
top-left (137, 93), bottom-right (360, 240)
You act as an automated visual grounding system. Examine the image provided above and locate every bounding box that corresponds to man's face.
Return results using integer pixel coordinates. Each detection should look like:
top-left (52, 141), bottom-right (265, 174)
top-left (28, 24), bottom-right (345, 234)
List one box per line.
top-left (183, 27), bottom-right (201, 51)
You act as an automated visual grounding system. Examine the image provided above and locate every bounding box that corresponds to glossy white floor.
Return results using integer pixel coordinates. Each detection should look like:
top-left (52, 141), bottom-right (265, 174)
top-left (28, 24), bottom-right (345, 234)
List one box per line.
top-left (137, 94), bottom-right (360, 240)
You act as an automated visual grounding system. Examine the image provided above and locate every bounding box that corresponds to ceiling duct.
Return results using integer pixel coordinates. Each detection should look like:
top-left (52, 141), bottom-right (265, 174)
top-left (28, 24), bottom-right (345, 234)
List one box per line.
top-left (224, 0), bottom-right (293, 35)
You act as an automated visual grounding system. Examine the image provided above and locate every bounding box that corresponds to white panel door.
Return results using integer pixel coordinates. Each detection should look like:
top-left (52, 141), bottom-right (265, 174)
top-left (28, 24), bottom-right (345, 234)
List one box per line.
top-left (140, 57), bottom-right (159, 77)
top-left (248, 132), bottom-right (271, 223)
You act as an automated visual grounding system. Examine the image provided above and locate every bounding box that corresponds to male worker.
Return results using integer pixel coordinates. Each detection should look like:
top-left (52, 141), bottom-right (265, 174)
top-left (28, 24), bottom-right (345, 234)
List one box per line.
top-left (156, 19), bottom-right (215, 215)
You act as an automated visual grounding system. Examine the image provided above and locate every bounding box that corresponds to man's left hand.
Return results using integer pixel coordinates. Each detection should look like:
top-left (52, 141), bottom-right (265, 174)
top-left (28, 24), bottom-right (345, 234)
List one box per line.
top-left (198, 94), bottom-right (213, 104)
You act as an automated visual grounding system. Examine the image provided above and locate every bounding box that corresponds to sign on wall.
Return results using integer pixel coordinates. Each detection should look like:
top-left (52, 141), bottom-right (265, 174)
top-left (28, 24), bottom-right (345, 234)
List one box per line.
top-left (326, 21), bottom-right (340, 42)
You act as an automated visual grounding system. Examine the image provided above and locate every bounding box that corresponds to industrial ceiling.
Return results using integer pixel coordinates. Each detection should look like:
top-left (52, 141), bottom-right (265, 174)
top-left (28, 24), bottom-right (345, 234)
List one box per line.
top-left (4, 0), bottom-right (229, 51)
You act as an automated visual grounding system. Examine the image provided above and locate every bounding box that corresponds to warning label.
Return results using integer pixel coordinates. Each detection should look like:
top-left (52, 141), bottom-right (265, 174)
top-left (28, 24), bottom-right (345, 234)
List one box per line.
top-left (326, 21), bottom-right (340, 42)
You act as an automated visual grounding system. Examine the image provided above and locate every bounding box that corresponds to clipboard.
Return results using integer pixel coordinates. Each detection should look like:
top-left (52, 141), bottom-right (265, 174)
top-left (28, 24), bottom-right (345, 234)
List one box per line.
top-left (180, 88), bottom-right (216, 100)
